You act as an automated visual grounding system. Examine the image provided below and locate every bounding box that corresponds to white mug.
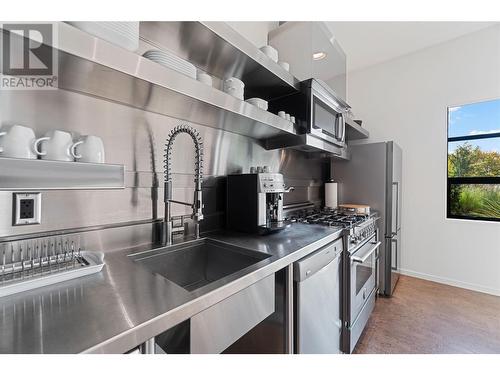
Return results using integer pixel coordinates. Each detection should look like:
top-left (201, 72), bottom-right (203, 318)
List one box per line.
top-left (223, 77), bottom-right (244, 92)
top-left (278, 61), bottom-right (290, 71)
top-left (278, 111), bottom-right (286, 118)
top-left (37, 130), bottom-right (80, 161)
top-left (196, 72), bottom-right (213, 86)
top-left (73, 135), bottom-right (105, 163)
top-left (0, 124), bottom-right (45, 159)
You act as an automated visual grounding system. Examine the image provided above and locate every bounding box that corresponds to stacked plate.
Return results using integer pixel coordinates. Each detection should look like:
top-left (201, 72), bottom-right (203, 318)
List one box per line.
top-left (143, 49), bottom-right (197, 79)
top-left (66, 22), bottom-right (139, 52)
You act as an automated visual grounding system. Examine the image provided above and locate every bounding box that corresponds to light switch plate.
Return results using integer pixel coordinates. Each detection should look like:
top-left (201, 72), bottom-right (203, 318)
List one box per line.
top-left (13, 192), bottom-right (41, 226)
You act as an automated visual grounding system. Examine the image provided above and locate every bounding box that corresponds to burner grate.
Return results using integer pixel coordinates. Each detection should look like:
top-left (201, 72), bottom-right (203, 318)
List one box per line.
top-left (286, 208), bottom-right (372, 228)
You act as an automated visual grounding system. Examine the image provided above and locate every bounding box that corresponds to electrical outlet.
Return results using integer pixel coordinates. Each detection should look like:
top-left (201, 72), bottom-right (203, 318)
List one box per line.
top-left (13, 192), bottom-right (41, 225)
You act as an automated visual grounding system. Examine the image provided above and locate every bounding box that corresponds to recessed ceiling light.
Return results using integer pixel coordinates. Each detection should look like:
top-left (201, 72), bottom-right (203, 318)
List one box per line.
top-left (312, 51), bottom-right (327, 60)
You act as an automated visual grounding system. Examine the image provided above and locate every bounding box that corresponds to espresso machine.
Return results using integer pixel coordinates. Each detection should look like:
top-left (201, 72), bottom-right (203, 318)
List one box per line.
top-left (226, 172), bottom-right (294, 234)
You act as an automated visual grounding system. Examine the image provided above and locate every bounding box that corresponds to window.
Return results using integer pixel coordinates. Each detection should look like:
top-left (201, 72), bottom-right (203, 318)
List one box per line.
top-left (447, 99), bottom-right (500, 221)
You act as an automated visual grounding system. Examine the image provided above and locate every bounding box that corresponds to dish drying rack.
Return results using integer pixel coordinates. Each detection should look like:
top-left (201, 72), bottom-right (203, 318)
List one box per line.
top-left (0, 235), bottom-right (104, 298)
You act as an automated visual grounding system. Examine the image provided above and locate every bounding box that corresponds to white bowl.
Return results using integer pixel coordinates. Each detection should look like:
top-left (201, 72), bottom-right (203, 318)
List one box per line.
top-left (278, 61), bottom-right (290, 71)
top-left (259, 45), bottom-right (278, 62)
top-left (245, 98), bottom-right (268, 111)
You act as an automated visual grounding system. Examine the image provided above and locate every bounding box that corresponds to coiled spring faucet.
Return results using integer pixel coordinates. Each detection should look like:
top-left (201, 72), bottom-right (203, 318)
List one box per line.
top-left (162, 124), bottom-right (204, 246)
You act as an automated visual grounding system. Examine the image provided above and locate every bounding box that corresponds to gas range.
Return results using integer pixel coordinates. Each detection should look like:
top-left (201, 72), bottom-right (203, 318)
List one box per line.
top-left (285, 208), bottom-right (378, 252)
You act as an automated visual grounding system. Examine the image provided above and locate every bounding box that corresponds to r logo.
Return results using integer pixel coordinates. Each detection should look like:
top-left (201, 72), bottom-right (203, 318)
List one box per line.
top-left (2, 23), bottom-right (54, 76)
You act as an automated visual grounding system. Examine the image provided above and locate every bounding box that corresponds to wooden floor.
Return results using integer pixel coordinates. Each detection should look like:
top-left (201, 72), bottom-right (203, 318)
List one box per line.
top-left (354, 275), bottom-right (500, 354)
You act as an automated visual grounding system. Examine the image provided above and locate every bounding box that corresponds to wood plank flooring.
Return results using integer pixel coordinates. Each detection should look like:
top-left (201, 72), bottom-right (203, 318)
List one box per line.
top-left (354, 275), bottom-right (500, 354)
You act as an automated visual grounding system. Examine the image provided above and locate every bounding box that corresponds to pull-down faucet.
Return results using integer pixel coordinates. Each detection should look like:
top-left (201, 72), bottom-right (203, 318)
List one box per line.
top-left (162, 124), bottom-right (204, 246)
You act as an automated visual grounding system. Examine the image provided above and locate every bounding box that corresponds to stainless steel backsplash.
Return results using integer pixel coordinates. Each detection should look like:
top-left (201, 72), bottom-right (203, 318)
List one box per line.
top-left (0, 89), bottom-right (325, 240)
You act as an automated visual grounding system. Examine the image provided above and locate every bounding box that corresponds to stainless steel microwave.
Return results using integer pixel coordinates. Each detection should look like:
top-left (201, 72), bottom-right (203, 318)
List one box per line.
top-left (269, 79), bottom-right (350, 149)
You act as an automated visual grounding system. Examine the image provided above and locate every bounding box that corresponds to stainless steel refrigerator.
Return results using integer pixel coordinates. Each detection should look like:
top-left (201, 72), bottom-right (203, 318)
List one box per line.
top-left (332, 141), bottom-right (402, 296)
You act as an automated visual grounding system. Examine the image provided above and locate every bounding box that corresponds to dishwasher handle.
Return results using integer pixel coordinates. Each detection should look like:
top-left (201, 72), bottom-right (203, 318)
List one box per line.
top-left (294, 237), bottom-right (343, 282)
top-left (352, 241), bottom-right (381, 264)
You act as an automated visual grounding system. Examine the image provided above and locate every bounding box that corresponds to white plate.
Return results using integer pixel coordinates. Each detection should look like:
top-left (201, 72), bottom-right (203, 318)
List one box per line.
top-left (67, 22), bottom-right (139, 52)
top-left (143, 49), bottom-right (197, 78)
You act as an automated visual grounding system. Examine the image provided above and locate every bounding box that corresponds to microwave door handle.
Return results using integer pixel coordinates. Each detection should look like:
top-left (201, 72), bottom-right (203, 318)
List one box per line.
top-left (336, 113), bottom-right (346, 142)
top-left (352, 241), bottom-right (381, 263)
top-left (340, 114), bottom-right (346, 142)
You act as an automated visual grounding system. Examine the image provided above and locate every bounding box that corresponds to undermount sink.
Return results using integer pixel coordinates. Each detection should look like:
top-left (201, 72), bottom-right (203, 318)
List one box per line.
top-left (130, 239), bottom-right (271, 292)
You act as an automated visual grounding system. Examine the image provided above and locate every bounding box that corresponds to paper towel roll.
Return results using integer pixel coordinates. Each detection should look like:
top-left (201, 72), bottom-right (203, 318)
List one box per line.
top-left (325, 182), bottom-right (338, 209)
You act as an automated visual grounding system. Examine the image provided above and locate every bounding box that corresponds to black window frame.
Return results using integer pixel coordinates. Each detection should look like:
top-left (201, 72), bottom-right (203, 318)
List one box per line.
top-left (446, 103), bottom-right (500, 222)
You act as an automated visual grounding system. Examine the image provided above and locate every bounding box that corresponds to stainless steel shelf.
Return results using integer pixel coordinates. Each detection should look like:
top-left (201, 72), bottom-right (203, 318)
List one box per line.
top-left (345, 118), bottom-right (369, 140)
top-left (0, 157), bottom-right (124, 190)
top-left (265, 134), bottom-right (350, 160)
top-left (139, 22), bottom-right (300, 100)
top-left (1, 23), bottom-right (297, 141)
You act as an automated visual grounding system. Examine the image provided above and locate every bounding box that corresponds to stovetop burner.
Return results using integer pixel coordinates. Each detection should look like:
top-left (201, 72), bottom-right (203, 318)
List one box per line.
top-left (286, 208), bottom-right (372, 229)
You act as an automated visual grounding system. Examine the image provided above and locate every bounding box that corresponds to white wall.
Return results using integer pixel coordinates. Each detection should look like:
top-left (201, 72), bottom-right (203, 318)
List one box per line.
top-left (225, 22), bottom-right (279, 48)
top-left (347, 25), bottom-right (500, 295)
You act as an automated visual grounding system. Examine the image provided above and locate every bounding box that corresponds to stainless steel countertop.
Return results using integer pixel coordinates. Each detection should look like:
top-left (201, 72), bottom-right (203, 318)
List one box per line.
top-left (0, 223), bottom-right (342, 354)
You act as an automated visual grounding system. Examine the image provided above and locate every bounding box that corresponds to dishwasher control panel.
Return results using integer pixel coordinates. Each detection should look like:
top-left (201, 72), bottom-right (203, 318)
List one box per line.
top-left (293, 237), bottom-right (343, 282)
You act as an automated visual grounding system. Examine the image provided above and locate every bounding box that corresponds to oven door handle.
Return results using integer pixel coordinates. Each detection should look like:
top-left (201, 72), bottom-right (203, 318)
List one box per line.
top-left (352, 241), bottom-right (381, 263)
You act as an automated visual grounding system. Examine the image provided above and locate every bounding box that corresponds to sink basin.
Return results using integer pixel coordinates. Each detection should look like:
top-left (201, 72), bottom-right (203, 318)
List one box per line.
top-left (130, 239), bottom-right (271, 292)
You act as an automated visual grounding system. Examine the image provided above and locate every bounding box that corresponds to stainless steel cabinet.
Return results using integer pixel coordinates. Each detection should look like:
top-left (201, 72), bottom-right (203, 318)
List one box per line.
top-left (190, 275), bottom-right (275, 353)
top-left (269, 22), bottom-right (347, 101)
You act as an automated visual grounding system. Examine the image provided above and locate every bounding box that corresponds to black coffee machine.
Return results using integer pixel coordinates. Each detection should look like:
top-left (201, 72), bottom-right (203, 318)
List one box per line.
top-left (226, 172), bottom-right (294, 234)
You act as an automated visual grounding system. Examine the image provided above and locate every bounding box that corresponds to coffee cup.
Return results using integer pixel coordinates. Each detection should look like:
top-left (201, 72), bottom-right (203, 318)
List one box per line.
top-left (197, 71), bottom-right (213, 86)
top-left (223, 77), bottom-right (245, 99)
top-left (73, 135), bottom-right (105, 163)
top-left (278, 61), bottom-right (290, 71)
top-left (37, 130), bottom-right (81, 161)
top-left (259, 45), bottom-right (278, 62)
top-left (0, 124), bottom-right (45, 159)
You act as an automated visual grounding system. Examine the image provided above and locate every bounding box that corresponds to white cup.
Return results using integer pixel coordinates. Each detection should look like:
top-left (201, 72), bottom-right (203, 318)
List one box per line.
top-left (285, 113), bottom-right (291, 121)
top-left (196, 72), bottom-right (213, 86)
top-left (73, 135), bottom-right (105, 163)
top-left (224, 87), bottom-right (244, 100)
top-left (278, 111), bottom-right (286, 118)
top-left (278, 61), bottom-right (290, 71)
top-left (37, 130), bottom-right (80, 161)
top-left (223, 77), bottom-right (245, 99)
top-left (223, 77), bottom-right (244, 90)
top-left (0, 124), bottom-right (45, 159)
top-left (259, 45), bottom-right (278, 62)
top-left (290, 116), bottom-right (296, 124)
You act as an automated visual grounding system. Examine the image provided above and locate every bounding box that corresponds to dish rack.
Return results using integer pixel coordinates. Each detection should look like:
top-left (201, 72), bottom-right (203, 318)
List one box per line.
top-left (0, 235), bottom-right (104, 298)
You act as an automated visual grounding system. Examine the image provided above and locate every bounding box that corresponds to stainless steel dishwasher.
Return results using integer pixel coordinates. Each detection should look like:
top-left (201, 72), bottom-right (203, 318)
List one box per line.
top-left (294, 237), bottom-right (343, 353)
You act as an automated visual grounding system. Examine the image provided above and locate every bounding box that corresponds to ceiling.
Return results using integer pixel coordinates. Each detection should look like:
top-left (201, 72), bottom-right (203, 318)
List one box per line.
top-left (325, 22), bottom-right (498, 72)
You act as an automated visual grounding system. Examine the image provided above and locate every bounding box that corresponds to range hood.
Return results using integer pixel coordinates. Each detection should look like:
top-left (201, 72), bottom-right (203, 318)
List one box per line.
top-left (265, 134), bottom-right (350, 160)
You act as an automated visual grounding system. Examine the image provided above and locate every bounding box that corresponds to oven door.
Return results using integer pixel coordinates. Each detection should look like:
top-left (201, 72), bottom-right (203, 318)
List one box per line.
top-left (350, 236), bottom-right (380, 320)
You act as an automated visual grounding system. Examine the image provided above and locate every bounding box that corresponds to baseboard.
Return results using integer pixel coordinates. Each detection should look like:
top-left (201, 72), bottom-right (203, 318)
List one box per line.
top-left (399, 268), bottom-right (500, 297)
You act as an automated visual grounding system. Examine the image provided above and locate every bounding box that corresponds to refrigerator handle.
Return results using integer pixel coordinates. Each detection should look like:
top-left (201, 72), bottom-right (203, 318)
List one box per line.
top-left (391, 237), bottom-right (398, 270)
top-left (392, 182), bottom-right (399, 236)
